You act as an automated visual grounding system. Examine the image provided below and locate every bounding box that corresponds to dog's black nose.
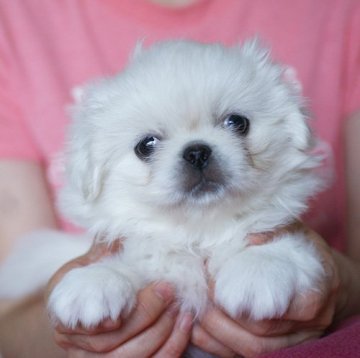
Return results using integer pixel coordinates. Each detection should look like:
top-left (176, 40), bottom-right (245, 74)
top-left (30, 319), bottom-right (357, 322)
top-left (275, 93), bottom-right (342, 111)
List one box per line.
top-left (183, 143), bottom-right (212, 169)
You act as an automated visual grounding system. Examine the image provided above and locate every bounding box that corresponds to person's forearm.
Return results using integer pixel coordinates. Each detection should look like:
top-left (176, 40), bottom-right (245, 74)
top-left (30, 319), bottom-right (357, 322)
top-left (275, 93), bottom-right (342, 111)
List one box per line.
top-left (0, 161), bottom-right (59, 262)
top-left (0, 292), bottom-right (66, 358)
top-left (333, 249), bottom-right (360, 323)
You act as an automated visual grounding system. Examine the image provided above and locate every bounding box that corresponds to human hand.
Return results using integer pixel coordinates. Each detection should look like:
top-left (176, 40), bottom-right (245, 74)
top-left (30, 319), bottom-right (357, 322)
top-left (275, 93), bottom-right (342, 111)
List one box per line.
top-left (191, 224), bottom-right (340, 358)
top-left (46, 241), bottom-right (193, 357)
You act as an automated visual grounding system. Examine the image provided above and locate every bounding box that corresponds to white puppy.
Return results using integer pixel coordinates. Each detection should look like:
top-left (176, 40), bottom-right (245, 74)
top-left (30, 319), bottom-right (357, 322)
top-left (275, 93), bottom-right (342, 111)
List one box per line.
top-left (4, 40), bottom-right (327, 335)
top-left (46, 40), bottom-right (326, 330)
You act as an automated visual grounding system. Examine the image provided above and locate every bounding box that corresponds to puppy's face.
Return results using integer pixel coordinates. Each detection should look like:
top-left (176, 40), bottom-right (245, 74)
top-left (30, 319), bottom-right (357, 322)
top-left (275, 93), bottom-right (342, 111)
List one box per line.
top-left (63, 40), bottom-right (318, 230)
top-left (133, 111), bottom-right (256, 207)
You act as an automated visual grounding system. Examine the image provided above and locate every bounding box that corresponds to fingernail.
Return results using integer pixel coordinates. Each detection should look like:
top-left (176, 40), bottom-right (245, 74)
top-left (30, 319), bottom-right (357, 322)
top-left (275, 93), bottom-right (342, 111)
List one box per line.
top-left (154, 282), bottom-right (175, 304)
top-left (178, 312), bottom-right (193, 332)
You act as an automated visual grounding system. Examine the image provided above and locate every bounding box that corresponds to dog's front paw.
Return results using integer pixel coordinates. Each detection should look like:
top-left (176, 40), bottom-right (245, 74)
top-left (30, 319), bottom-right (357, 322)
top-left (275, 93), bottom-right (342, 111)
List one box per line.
top-left (215, 253), bottom-right (296, 320)
top-left (48, 264), bottom-right (136, 328)
top-left (214, 235), bottom-right (324, 321)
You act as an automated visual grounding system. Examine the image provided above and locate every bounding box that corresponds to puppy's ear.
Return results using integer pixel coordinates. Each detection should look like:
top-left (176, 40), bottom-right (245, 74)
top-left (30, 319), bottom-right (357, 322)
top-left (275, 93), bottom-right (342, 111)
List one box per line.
top-left (76, 151), bottom-right (105, 201)
top-left (66, 84), bottom-right (108, 203)
top-left (66, 130), bottom-right (106, 203)
top-left (59, 141), bottom-right (106, 226)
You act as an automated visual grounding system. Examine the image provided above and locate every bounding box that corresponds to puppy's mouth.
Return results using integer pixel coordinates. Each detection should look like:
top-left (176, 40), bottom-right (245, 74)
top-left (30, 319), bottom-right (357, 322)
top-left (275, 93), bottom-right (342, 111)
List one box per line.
top-left (181, 163), bottom-right (227, 200)
top-left (187, 176), bottom-right (223, 198)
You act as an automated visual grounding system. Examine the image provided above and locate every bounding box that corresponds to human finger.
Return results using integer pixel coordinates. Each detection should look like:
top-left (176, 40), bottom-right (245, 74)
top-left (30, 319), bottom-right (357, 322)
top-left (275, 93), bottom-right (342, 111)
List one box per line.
top-left (55, 317), bottom-right (122, 336)
top-left (191, 324), bottom-right (236, 358)
top-left (65, 305), bottom-right (179, 358)
top-left (234, 291), bottom-right (336, 338)
top-left (199, 306), bottom-right (322, 357)
top-left (152, 312), bottom-right (193, 358)
top-left (246, 221), bottom-right (302, 246)
top-left (232, 317), bottom-right (297, 337)
top-left (104, 305), bottom-right (179, 358)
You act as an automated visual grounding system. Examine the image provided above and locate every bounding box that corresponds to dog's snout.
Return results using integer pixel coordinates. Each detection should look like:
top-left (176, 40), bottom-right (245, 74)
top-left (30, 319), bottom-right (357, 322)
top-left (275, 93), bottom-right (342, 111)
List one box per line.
top-left (183, 143), bottom-right (212, 169)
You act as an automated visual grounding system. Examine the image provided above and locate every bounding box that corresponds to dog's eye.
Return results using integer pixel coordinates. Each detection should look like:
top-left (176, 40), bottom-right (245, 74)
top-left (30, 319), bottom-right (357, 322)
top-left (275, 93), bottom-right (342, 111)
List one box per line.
top-left (223, 114), bottom-right (250, 135)
top-left (135, 135), bottom-right (160, 161)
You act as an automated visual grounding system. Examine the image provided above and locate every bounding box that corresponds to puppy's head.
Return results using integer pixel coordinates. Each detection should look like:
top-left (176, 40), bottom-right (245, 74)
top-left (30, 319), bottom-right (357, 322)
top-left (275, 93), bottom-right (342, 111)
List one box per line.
top-left (60, 40), bottom-right (321, 236)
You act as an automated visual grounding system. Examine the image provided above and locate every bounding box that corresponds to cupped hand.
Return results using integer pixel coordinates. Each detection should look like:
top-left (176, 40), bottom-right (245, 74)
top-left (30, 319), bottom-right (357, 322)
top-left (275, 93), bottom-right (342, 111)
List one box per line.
top-left (191, 224), bottom-right (341, 358)
top-left (45, 241), bottom-right (193, 357)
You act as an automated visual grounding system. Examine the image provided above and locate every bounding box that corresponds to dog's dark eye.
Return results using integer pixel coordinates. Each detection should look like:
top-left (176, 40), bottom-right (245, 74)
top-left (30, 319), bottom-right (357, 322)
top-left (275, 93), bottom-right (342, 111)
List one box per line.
top-left (135, 135), bottom-right (160, 161)
top-left (223, 114), bottom-right (250, 135)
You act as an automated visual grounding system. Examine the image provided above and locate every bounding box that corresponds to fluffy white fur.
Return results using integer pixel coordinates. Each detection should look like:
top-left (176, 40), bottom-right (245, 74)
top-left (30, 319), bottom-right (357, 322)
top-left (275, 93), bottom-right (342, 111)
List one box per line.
top-left (0, 230), bottom-right (90, 299)
top-left (1, 40), bottom-right (326, 334)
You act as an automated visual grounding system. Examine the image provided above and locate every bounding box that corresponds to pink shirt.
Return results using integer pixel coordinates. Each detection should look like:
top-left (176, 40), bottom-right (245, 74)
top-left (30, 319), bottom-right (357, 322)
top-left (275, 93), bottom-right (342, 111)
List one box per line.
top-left (0, 0), bottom-right (359, 250)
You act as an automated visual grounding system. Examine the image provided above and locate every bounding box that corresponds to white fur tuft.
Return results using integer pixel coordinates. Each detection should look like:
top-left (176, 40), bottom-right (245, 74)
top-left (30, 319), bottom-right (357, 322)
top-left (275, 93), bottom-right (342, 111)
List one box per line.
top-left (0, 230), bottom-right (90, 299)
